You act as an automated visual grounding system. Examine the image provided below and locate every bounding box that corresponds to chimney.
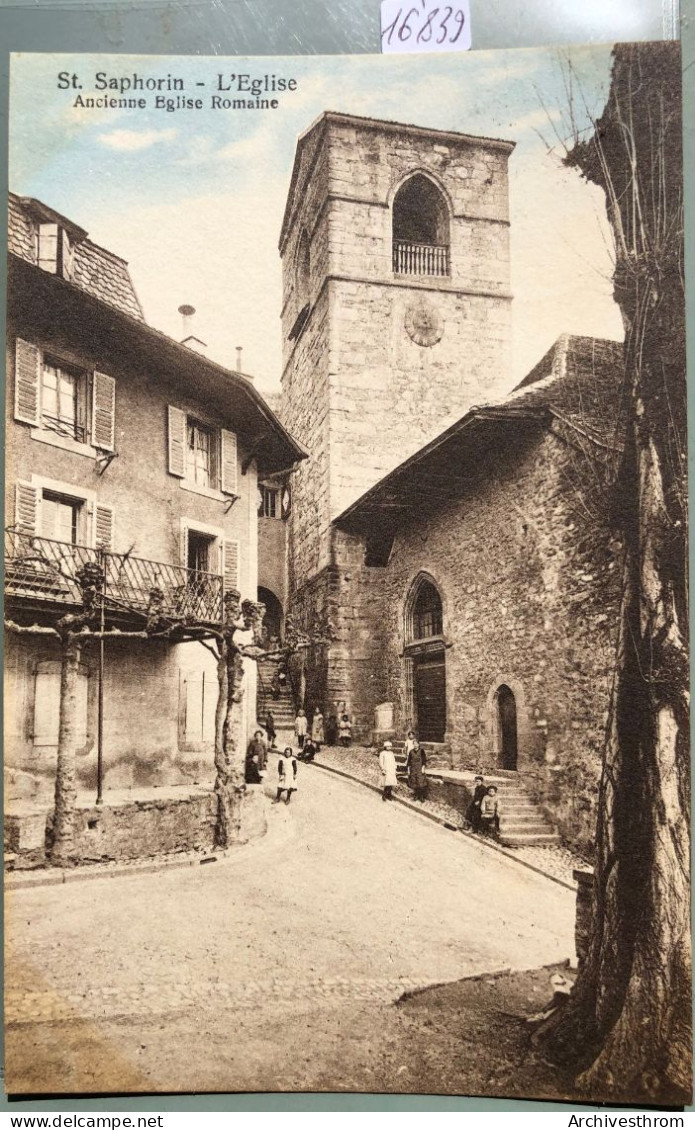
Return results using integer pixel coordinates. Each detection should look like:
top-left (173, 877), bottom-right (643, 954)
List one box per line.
top-left (178, 304), bottom-right (207, 355)
top-left (236, 346), bottom-right (243, 371)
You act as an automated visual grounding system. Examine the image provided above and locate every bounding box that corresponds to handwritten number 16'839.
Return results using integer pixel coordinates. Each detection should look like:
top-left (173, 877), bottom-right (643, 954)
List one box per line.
top-left (382, 5), bottom-right (467, 46)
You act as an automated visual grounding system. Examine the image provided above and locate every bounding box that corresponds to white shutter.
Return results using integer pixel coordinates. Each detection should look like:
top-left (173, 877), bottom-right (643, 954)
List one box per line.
top-left (91, 371), bottom-right (116, 451)
top-left (220, 429), bottom-right (238, 495)
top-left (94, 504), bottom-right (114, 551)
top-left (223, 539), bottom-right (240, 592)
top-left (14, 339), bottom-right (41, 426)
top-left (37, 223), bottom-right (58, 273)
top-left (61, 229), bottom-right (75, 281)
top-left (180, 523), bottom-right (189, 568)
top-left (15, 482), bottom-right (39, 535)
top-left (168, 406), bottom-right (186, 477)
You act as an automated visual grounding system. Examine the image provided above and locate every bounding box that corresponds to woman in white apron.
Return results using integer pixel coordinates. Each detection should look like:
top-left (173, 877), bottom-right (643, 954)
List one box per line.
top-left (275, 747), bottom-right (298, 805)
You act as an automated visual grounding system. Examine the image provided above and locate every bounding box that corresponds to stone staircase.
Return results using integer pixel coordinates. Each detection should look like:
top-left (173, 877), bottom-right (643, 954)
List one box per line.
top-left (487, 775), bottom-right (560, 847)
top-left (256, 658), bottom-right (295, 747)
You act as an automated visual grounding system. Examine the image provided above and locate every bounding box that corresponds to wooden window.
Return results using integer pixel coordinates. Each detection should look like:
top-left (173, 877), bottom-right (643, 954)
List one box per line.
top-left (41, 491), bottom-right (83, 545)
top-left (187, 530), bottom-right (214, 574)
top-left (40, 360), bottom-right (87, 442)
top-left (37, 223), bottom-right (74, 280)
top-left (259, 487), bottom-right (279, 519)
top-left (13, 339), bottom-right (115, 450)
top-left (187, 421), bottom-right (215, 489)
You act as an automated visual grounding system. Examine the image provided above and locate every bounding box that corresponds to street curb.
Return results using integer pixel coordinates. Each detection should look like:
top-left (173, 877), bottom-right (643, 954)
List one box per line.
top-left (5, 850), bottom-right (226, 891)
top-left (311, 758), bottom-right (576, 893)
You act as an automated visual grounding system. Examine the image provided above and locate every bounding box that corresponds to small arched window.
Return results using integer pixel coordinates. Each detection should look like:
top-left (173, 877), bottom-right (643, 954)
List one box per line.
top-left (407, 576), bottom-right (444, 642)
top-left (392, 175), bottom-right (450, 277)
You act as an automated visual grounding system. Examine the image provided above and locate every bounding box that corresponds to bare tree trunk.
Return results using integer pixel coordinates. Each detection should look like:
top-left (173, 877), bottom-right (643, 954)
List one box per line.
top-left (215, 649), bottom-right (246, 848)
top-left (50, 632), bottom-right (81, 866)
top-left (539, 44), bottom-right (690, 1104)
top-left (544, 297), bottom-right (690, 1104)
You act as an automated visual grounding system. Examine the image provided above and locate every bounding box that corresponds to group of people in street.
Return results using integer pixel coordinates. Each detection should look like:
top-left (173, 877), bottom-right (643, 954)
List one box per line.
top-left (465, 774), bottom-right (501, 837)
top-left (245, 728), bottom-right (300, 804)
top-left (377, 731), bottom-right (428, 803)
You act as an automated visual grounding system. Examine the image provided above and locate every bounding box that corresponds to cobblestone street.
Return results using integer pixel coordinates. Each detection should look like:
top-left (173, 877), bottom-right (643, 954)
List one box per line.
top-left (6, 769), bottom-right (576, 1095)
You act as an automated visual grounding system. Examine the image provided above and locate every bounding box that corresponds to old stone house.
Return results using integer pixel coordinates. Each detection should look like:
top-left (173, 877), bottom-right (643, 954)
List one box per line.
top-left (5, 193), bottom-right (304, 805)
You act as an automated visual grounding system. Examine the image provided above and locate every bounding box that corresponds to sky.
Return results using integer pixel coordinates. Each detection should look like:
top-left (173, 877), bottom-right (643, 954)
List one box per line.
top-left (9, 46), bottom-right (624, 394)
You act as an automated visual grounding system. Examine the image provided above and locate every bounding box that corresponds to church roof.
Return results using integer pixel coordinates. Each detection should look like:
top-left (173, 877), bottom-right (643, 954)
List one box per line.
top-left (333, 334), bottom-right (624, 538)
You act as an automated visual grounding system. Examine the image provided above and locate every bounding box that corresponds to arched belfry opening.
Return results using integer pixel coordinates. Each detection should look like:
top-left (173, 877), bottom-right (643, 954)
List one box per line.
top-left (392, 174), bottom-right (450, 277)
top-left (496, 684), bottom-right (518, 770)
top-left (404, 574), bottom-right (446, 743)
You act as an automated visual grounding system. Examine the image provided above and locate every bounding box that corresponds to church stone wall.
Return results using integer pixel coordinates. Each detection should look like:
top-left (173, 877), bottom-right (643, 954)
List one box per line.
top-left (343, 428), bottom-right (621, 856)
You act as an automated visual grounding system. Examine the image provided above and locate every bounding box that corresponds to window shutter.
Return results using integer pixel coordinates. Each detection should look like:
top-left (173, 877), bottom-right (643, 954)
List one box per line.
top-left (94, 505), bottom-right (114, 551)
top-left (223, 539), bottom-right (240, 592)
top-left (220, 429), bottom-right (238, 495)
top-left (168, 406), bottom-right (186, 477)
top-left (15, 482), bottom-right (39, 535)
top-left (61, 229), bottom-right (75, 281)
top-left (37, 223), bottom-right (58, 273)
top-left (91, 371), bottom-right (116, 451)
top-left (14, 339), bottom-right (41, 426)
top-left (180, 523), bottom-right (189, 568)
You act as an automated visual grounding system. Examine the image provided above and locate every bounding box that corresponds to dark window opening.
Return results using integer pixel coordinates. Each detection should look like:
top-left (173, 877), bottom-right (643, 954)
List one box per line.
top-left (412, 579), bottom-right (443, 640)
top-left (392, 175), bottom-right (450, 277)
top-left (259, 487), bottom-right (279, 519)
top-left (187, 531), bottom-right (215, 575)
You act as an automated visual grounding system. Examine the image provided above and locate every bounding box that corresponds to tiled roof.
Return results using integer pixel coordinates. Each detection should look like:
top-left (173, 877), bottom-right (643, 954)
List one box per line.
top-left (491, 334), bottom-right (625, 446)
top-left (8, 193), bottom-right (144, 321)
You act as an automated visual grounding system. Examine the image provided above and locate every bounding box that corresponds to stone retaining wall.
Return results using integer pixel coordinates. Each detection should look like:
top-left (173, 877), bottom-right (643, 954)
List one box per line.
top-left (6, 787), bottom-right (267, 870)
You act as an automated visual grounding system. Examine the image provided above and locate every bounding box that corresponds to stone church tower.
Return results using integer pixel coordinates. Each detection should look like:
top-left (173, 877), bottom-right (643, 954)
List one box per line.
top-left (279, 111), bottom-right (514, 736)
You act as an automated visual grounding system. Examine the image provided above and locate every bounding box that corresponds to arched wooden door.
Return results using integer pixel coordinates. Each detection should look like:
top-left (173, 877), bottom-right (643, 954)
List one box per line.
top-left (497, 684), bottom-right (518, 770)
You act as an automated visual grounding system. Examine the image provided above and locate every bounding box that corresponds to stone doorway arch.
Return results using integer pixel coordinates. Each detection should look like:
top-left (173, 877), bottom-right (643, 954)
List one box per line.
top-left (496, 684), bottom-right (518, 770)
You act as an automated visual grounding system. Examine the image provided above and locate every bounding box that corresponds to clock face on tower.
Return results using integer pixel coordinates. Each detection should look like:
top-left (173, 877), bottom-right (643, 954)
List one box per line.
top-left (404, 297), bottom-right (443, 347)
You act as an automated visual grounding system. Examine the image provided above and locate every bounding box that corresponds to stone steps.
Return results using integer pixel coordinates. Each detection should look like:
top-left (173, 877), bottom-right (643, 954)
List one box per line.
top-left (492, 778), bottom-right (560, 846)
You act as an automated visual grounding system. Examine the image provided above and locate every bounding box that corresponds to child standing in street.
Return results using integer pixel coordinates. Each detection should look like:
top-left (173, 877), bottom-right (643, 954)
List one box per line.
top-left (479, 785), bottom-right (501, 838)
top-left (294, 708), bottom-right (308, 749)
top-left (274, 747), bottom-right (298, 805)
top-left (466, 775), bottom-right (487, 834)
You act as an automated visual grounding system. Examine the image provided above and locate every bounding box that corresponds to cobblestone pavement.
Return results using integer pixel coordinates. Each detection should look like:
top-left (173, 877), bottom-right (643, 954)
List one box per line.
top-left (315, 745), bottom-right (589, 888)
top-left (6, 769), bottom-right (576, 1094)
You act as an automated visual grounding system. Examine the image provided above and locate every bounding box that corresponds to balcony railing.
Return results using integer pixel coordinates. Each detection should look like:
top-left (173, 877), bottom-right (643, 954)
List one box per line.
top-left (5, 530), bottom-right (224, 626)
top-left (392, 240), bottom-right (449, 277)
